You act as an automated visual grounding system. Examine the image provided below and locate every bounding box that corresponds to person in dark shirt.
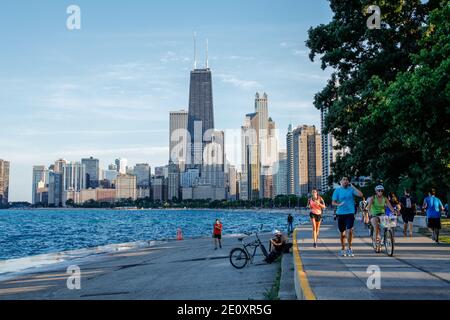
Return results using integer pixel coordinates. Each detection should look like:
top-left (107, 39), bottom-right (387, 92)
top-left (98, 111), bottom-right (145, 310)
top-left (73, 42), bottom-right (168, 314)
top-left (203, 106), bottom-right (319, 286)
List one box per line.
top-left (399, 189), bottom-right (417, 237)
top-left (287, 214), bottom-right (294, 235)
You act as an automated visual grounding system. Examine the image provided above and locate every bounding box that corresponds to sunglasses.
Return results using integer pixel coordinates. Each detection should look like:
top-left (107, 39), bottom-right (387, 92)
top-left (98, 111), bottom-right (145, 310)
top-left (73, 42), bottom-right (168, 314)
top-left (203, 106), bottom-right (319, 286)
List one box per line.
top-left (376, 190), bottom-right (384, 193)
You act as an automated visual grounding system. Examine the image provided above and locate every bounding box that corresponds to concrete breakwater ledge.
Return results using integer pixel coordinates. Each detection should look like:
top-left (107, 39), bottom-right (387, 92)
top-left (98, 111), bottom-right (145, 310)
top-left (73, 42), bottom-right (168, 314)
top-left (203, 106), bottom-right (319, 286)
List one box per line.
top-left (0, 233), bottom-right (279, 300)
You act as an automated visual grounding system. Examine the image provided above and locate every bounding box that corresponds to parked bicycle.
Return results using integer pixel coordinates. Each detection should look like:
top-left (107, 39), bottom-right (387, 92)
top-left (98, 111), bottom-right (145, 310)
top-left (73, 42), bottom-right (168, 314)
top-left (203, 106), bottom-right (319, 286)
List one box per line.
top-left (229, 226), bottom-right (269, 269)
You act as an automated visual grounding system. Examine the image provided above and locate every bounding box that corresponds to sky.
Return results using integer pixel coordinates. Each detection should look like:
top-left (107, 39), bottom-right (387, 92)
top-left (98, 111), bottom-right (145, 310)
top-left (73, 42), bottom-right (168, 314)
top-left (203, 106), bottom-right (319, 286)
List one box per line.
top-left (0, 0), bottom-right (334, 202)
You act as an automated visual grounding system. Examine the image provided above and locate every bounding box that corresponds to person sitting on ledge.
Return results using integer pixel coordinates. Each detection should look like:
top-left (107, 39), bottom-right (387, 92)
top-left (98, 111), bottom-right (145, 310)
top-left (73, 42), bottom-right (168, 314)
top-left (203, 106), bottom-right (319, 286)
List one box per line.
top-left (265, 230), bottom-right (292, 263)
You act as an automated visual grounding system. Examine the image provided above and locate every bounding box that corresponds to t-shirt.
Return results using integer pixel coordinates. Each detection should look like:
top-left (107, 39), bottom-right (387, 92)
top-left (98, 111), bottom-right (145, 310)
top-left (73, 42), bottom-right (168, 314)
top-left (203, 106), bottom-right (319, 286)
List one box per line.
top-left (332, 186), bottom-right (358, 215)
top-left (400, 196), bottom-right (416, 213)
top-left (213, 223), bottom-right (223, 235)
top-left (424, 196), bottom-right (443, 219)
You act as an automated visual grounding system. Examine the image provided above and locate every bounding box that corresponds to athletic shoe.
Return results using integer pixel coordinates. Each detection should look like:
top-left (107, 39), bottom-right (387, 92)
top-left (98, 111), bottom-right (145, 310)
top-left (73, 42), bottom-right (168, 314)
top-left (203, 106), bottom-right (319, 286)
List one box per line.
top-left (313, 243), bottom-right (317, 248)
top-left (347, 249), bottom-right (355, 257)
top-left (339, 250), bottom-right (347, 257)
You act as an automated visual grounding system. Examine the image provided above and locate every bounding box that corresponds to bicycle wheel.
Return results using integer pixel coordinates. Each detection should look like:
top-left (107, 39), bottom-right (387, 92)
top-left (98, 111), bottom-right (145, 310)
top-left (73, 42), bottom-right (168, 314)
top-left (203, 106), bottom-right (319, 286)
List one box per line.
top-left (384, 229), bottom-right (395, 256)
top-left (230, 248), bottom-right (249, 269)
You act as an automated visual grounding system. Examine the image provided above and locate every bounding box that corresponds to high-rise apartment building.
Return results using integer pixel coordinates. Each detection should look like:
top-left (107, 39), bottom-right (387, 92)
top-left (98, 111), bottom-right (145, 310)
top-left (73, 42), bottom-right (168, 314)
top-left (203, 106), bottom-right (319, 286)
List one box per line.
top-left (115, 158), bottom-right (128, 175)
top-left (82, 157), bottom-right (100, 189)
top-left (116, 174), bottom-right (137, 200)
top-left (63, 162), bottom-right (86, 192)
top-left (134, 163), bottom-right (151, 188)
top-left (0, 159), bottom-right (10, 205)
top-left (32, 165), bottom-right (47, 205)
top-left (287, 125), bottom-right (322, 196)
top-left (273, 151), bottom-right (288, 197)
top-left (241, 92), bottom-right (278, 200)
top-left (167, 161), bottom-right (180, 201)
top-left (48, 171), bottom-right (63, 207)
top-left (170, 110), bottom-right (188, 165)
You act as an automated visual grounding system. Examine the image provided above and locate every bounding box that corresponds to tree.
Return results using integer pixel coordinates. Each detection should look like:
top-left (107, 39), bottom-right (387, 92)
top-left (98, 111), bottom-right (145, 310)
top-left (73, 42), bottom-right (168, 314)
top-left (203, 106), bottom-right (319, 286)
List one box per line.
top-left (306, 0), bottom-right (448, 199)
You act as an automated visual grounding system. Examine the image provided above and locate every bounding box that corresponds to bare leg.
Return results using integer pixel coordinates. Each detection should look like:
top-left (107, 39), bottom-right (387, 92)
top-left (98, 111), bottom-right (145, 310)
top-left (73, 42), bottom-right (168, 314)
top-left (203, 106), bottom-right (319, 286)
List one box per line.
top-left (316, 220), bottom-right (322, 241)
top-left (311, 219), bottom-right (316, 243)
top-left (408, 222), bottom-right (413, 237)
top-left (348, 229), bottom-right (353, 249)
top-left (340, 232), bottom-right (346, 250)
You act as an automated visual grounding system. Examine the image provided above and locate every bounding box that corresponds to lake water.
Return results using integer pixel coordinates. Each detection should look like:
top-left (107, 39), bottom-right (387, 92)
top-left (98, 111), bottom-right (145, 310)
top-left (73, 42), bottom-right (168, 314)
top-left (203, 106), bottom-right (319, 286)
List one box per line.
top-left (0, 208), bottom-right (316, 261)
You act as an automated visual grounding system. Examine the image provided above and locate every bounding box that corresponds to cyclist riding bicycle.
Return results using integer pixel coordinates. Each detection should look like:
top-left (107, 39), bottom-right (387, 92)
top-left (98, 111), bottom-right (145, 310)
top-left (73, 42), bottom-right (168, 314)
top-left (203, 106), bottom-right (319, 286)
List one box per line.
top-left (365, 185), bottom-right (397, 253)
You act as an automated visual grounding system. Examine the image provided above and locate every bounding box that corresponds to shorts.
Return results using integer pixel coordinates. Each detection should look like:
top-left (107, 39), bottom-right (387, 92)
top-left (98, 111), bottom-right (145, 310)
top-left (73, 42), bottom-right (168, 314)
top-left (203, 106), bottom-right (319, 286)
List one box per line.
top-left (401, 211), bottom-right (415, 224)
top-left (213, 234), bottom-right (222, 240)
top-left (310, 212), bottom-right (323, 222)
top-left (337, 214), bottom-right (355, 233)
top-left (427, 218), bottom-right (441, 229)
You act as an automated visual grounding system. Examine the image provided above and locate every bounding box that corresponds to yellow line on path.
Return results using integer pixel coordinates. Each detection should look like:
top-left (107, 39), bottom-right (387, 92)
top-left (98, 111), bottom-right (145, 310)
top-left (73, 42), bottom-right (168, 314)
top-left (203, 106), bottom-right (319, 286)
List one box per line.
top-left (293, 228), bottom-right (316, 300)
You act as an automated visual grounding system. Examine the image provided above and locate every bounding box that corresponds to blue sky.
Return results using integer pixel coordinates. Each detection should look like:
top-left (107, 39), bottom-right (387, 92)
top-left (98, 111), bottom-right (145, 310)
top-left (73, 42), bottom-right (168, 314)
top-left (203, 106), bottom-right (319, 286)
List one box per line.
top-left (0, 0), bottom-right (333, 201)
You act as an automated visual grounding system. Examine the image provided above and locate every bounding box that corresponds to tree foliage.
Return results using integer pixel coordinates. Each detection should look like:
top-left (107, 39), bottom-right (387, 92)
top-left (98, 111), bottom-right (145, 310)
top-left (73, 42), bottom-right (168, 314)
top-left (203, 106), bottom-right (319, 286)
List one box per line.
top-left (307, 0), bottom-right (449, 200)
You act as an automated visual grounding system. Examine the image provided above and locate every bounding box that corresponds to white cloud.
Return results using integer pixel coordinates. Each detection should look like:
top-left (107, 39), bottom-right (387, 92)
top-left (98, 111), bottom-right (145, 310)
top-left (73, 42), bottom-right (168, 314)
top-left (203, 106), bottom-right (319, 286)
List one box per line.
top-left (216, 74), bottom-right (262, 90)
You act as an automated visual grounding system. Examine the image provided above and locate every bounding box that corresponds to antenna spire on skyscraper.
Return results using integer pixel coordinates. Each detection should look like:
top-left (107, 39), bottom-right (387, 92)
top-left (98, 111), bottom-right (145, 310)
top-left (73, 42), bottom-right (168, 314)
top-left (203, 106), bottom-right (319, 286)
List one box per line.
top-left (206, 38), bottom-right (209, 69)
top-left (193, 32), bottom-right (197, 70)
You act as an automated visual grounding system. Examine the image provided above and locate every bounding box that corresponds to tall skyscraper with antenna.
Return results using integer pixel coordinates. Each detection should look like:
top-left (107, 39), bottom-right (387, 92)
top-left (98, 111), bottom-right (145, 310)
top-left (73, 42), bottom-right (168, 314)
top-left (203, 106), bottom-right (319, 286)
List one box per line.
top-left (187, 34), bottom-right (215, 167)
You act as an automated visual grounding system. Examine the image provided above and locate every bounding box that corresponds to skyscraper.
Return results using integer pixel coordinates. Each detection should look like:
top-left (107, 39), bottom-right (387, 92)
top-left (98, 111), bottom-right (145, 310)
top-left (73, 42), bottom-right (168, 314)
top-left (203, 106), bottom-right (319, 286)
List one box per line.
top-left (187, 41), bottom-right (214, 167)
top-left (54, 159), bottom-right (67, 173)
top-left (63, 162), bottom-right (86, 192)
top-left (115, 158), bottom-right (128, 175)
top-left (287, 125), bottom-right (322, 196)
top-left (241, 92), bottom-right (278, 200)
top-left (116, 174), bottom-right (137, 200)
top-left (82, 157), bottom-right (100, 189)
top-left (32, 165), bottom-right (46, 205)
top-left (134, 163), bottom-right (151, 188)
top-left (273, 151), bottom-right (288, 197)
top-left (321, 107), bottom-right (344, 192)
top-left (286, 125), bottom-right (295, 194)
top-left (0, 159), bottom-right (10, 205)
top-left (241, 112), bottom-right (260, 200)
top-left (170, 110), bottom-right (188, 165)
top-left (167, 161), bottom-right (180, 201)
top-left (48, 171), bottom-right (63, 207)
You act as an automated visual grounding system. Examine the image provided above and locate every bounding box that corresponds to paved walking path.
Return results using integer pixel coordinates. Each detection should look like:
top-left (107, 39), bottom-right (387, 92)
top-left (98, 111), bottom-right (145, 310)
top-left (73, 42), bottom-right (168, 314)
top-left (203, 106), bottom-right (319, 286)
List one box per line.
top-left (0, 234), bottom-right (277, 300)
top-left (294, 220), bottom-right (450, 300)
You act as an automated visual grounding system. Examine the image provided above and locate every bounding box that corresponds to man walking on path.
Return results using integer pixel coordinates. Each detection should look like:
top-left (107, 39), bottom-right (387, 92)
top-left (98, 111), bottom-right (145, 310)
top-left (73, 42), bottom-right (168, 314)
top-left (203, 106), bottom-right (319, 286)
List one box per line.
top-left (400, 189), bottom-right (417, 237)
top-left (422, 189), bottom-right (444, 244)
top-left (332, 177), bottom-right (364, 257)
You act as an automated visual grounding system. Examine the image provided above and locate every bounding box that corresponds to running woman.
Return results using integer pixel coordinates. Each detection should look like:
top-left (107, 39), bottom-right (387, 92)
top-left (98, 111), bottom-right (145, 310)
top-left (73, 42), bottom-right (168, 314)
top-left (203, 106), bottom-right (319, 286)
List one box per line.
top-left (422, 189), bottom-right (444, 244)
top-left (365, 185), bottom-right (397, 253)
top-left (308, 189), bottom-right (326, 248)
top-left (332, 177), bottom-right (364, 257)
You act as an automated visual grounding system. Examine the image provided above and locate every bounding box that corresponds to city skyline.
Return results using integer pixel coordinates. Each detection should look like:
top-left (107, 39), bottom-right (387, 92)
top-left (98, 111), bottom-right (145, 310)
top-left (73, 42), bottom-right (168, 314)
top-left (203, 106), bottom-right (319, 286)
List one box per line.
top-left (0, 1), bottom-right (333, 201)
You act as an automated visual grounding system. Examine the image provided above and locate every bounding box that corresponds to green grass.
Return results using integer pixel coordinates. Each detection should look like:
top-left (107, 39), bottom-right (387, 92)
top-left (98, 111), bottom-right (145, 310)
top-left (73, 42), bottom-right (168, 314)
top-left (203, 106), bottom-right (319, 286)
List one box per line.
top-left (263, 258), bottom-right (282, 300)
top-left (420, 218), bottom-right (450, 244)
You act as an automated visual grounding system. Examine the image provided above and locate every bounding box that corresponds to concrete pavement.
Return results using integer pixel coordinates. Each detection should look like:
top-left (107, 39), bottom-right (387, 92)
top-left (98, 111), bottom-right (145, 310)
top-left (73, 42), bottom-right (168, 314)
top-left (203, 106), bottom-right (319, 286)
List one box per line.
top-left (294, 218), bottom-right (450, 300)
top-left (0, 233), bottom-right (278, 300)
